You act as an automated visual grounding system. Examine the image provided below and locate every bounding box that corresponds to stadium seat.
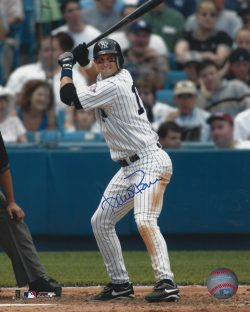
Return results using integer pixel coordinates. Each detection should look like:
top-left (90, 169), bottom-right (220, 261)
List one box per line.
top-left (164, 70), bottom-right (187, 89)
top-left (56, 110), bottom-right (66, 131)
top-left (61, 131), bottom-right (85, 142)
top-left (37, 130), bottom-right (62, 146)
top-left (61, 131), bottom-right (104, 142)
top-left (26, 131), bottom-right (36, 143)
top-left (156, 89), bottom-right (175, 106)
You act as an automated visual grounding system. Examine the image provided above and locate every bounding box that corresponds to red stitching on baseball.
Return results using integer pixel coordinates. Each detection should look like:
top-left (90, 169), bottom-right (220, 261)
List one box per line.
top-left (210, 283), bottom-right (238, 295)
top-left (210, 269), bottom-right (233, 275)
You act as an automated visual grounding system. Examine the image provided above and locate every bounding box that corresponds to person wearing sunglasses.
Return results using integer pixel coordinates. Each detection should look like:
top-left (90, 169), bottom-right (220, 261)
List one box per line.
top-left (175, 0), bottom-right (233, 67)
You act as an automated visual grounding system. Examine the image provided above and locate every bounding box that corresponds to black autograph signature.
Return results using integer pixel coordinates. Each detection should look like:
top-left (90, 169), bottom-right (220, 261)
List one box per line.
top-left (101, 170), bottom-right (162, 211)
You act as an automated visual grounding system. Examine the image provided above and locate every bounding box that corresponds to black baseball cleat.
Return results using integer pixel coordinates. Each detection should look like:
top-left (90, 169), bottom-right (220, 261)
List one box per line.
top-left (28, 276), bottom-right (62, 296)
top-left (92, 282), bottom-right (135, 300)
top-left (145, 279), bottom-right (180, 302)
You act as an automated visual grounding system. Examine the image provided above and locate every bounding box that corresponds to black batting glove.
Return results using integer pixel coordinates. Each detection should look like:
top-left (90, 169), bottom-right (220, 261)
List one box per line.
top-left (58, 51), bottom-right (75, 70)
top-left (72, 43), bottom-right (90, 67)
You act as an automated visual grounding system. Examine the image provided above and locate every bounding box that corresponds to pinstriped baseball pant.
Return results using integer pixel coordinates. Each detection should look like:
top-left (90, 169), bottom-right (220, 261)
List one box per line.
top-left (91, 147), bottom-right (174, 284)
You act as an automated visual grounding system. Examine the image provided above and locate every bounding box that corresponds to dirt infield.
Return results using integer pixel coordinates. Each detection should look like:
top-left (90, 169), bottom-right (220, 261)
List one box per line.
top-left (0, 286), bottom-right (250, 312)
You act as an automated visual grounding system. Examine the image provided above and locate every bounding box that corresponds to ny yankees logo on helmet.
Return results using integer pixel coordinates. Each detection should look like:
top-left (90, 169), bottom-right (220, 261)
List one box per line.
top-left (93, 38), bottom-right (124, 68)
top-left (98, 41), bottom-right (109, 49)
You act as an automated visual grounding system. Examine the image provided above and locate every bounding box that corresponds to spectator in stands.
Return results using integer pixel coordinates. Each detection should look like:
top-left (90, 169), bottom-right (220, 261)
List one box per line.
top-left (6, 35), bottom-right (56, 96)
top-left (6, 33), bottom-right (87, 129)
top-left (179, 51), bottom-right (202, 87)
top-left (109, 4), bottom-right (169, 56)
top-left (142, 1), bottom-right (185, 52)
top-left (67, 109), bottom-right (100, 133)
top-left (35, 0), bottom-right (63, 38)
top-left (0, 86), bottom-right (26, 143)
top-left (167, 80), bottom-right (211, 142)
top-left (0, 131), bottom-right (62, 296)
top-left (234, 108), bottom-right (250, 141)
top-left (166, 0), bottom-right (197, 18)
top-left (52, 0), bottom-right (101, 58)
top-left (197, 59), bottom-right (250, 116)
top-left (135, 78), bottom-right (176, 131)
top-left (0, 0), bottom-right (24, 82)
top-left (82, 0), bottom-right (120, 33)
top-left (207, 112), bottom-right (250, 148)
top-left (123, 20), bottom-right (168, 90)
top-left (17, 80), bottom-right (56, 132)
top-left (175, 0), bottom-right (232, 67)
top-left (238, 2), bottom-right (250, 30)
top-left (226, 48), bottom-right (250, 86)
top-left (185, 0), bottom-right (242, 40)
top-left (157, 121), bottom-right (182, 149)
top-left (235, 28), bottom-right (250, 52)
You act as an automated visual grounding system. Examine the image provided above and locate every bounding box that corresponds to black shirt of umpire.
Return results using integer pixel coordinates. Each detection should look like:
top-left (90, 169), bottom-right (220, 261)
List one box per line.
top-left (0, 132), bottom-right (10, 174)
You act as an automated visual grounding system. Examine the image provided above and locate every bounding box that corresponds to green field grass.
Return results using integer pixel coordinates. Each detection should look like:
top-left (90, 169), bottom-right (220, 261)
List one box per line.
top-left (0, 251), bottom-right (249, 287)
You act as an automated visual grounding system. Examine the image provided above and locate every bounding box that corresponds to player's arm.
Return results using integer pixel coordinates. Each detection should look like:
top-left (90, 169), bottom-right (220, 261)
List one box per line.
top-left (59, 44), bottom-right (97, 109)
top-left (58, 52), bottom-right (83, 109)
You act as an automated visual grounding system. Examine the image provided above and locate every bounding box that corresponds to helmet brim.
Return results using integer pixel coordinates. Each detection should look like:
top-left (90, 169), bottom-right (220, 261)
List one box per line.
top-left (94, 50), bottom-right (118, 58)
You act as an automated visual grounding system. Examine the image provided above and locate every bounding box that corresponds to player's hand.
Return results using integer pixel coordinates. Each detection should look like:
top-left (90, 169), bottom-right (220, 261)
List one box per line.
top-left (58, 52), bottom-right (75, 70)
top-left (7, 202), bottom-right (25, 222)
top-left (72, 43), bottom-right (90, 67)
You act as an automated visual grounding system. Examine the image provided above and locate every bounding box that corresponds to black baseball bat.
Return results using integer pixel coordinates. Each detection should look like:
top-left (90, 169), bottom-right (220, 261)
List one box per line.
top-left (86, 0), bottom-right (164, 48)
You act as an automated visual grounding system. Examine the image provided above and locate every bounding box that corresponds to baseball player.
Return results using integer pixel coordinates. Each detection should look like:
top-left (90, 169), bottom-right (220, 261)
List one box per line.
top-left (58, 38), bottom-right (180, 302)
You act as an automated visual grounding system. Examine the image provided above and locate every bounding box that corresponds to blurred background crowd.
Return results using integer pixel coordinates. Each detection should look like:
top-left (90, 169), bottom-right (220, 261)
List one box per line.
top-left (1, 0), bottom-right (250, 150)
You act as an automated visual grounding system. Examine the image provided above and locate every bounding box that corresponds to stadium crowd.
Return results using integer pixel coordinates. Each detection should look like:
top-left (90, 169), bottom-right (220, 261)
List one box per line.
top-left (1, 0), bottom-right (250, 149)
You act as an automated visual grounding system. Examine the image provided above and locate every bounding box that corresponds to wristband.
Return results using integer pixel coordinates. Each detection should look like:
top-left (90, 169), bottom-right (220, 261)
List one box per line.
top-left (60, 68), bottom-right (73, 80)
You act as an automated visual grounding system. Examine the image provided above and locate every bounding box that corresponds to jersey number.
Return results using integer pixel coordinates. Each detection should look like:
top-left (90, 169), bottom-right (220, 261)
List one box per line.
top-left (132, 84), bottom-right (144, 115)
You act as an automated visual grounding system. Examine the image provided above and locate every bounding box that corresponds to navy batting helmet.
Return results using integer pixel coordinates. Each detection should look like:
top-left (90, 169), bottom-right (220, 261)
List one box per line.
top-left (93, 38), bottom-right (124, 68)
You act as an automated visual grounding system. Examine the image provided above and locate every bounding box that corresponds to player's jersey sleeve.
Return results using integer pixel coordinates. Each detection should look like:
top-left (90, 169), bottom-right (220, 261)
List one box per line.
top-left (76, 79), bottom-right (117, 111)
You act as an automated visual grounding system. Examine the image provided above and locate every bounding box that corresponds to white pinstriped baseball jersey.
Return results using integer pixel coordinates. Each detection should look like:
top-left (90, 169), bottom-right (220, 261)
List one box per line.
top-left (75, 66), bottom-right (175, 286)
top-left (76, 69), bottom-right (158, 160)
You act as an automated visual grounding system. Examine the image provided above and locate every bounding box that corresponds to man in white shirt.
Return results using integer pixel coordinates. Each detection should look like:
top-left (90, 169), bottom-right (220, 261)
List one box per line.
top-left (6, 33), bottom-right (87, 128)
top-left (234, 108), bottom-right (250, 141)
top-left (108, 4), bottom-right (168, 57)
top-left (51, 0), bottom-right (101, 58)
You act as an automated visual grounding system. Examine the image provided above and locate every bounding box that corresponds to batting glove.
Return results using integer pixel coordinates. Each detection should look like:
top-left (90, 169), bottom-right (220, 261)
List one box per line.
top-left (58, 51), bottom-right (75, 70)
top-left (72, 43), bottom-right (91, 68)
top-left (58, 52), bottom-right (75, 79)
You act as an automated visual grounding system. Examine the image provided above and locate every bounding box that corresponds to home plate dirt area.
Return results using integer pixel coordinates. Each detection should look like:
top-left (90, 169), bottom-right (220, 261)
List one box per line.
top-left (0, 286), bottom-right (249, 312)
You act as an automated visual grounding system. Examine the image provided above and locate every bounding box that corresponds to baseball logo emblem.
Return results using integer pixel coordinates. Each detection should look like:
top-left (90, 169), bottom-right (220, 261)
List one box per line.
top-left (99, 41), bottom-right (109, 49)
top-left (207, 268), bottom-right (238, 299)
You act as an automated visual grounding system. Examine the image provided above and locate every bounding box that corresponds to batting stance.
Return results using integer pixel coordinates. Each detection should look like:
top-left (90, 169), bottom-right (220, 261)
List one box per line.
top-left (58, 39), bottom-right (180, 302)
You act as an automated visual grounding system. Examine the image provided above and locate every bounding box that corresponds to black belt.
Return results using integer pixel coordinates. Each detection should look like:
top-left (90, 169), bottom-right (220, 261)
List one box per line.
top-left (118, 143), bottom-right (162, 167)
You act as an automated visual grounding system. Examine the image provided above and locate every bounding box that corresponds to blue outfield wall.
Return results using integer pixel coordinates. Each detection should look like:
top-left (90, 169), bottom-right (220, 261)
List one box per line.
top-left (7, 146), bottom-right (250, 236)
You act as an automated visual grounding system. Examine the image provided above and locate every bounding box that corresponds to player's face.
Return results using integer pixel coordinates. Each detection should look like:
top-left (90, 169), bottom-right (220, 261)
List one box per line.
top-left (210, 119), bottom-right (233, 148)
top-left (94, 54), bottom-right (119, 78)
